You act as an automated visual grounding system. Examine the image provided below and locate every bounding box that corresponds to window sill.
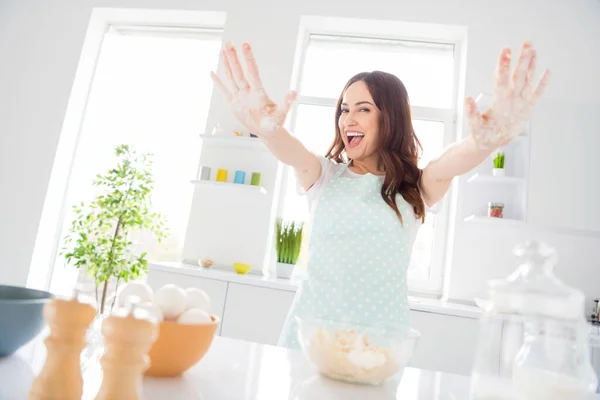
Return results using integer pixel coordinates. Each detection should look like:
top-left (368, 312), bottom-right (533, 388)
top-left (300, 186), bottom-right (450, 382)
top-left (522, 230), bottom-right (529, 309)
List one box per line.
top-left (148, 261), bottom-right (482, 319)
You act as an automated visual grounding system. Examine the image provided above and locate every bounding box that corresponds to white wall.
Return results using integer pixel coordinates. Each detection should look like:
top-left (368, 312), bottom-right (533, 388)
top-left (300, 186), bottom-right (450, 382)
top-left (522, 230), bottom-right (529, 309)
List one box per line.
top-left (1, 0), bottom-right (599, 305)
top-left (182, 145), bottom-right (281, 273)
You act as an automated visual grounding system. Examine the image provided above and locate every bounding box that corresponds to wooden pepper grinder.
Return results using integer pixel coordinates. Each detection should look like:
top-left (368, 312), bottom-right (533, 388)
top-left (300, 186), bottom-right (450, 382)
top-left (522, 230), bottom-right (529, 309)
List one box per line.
top-left (95, 302), bottom-right (158, 400)
top-left (29, 291), bottom-right (97, 400)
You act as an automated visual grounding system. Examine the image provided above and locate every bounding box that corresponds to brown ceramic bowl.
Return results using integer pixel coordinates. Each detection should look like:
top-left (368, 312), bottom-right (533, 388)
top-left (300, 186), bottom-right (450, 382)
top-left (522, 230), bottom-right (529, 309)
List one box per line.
top-left (145, 315), bottom-right (220, 377)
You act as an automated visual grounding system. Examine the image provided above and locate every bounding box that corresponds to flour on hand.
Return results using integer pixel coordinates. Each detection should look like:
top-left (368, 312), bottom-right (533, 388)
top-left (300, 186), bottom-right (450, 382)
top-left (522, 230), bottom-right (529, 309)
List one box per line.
top-left (210, 42), bottom-right (296, 138)
top-left (466, 41), bottom-right (551, 150)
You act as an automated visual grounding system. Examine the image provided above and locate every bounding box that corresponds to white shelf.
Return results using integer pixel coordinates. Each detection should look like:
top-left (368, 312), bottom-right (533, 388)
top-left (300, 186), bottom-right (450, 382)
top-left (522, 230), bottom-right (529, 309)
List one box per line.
top-left (199, 134), bottom-right (266, 151)
top-left (464, 215), bottom-right (525, 226)
top-left (151, 262), bottom-right (299, 292)
top-left (467, 173), bottom-right (526, 185)
top-left (181, 260), bottom-right (265, 276)
top-left (467, 93), bottom-right (530, 229)
top-left (191, 179), bottom-right (267, 195)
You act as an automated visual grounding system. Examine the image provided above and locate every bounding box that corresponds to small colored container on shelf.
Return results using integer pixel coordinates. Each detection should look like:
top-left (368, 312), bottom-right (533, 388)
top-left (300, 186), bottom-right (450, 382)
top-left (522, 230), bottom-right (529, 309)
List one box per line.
top-left (216, 169), bottom-right (228, 182)
top-left (200, 166), bottom-right (211, 181)
top-left (251, 172), bottom-right (262, 186)
top-left (233, 262), bottom-right (251, 275)
top-left (488, 202), bottom-right (504, 218)
top-left (234, 170), bottom-right (246, 184)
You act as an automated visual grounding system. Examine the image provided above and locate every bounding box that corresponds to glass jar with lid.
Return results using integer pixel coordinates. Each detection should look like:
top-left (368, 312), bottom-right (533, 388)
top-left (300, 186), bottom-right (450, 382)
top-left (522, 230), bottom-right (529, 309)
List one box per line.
top-left (470, 240), bottom-right (598, 399)
top-left (488, 202), bottom-right (504, 218)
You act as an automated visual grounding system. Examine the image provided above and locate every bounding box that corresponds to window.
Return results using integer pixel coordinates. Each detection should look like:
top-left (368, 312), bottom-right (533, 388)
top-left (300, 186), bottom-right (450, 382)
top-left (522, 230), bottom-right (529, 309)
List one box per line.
top-left (48, 24), bottom-right (222, 293)
top-left (282, 28), bottom-right (461, 294)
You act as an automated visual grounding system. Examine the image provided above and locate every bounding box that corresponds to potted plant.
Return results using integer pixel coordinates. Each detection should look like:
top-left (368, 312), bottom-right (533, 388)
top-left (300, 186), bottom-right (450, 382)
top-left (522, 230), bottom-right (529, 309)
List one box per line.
top-left (61, 144), bottom-right (169, 316)
top-left (492, 151), bottom-right (505, 177)
top-left (275, 218), bottom-right (303, 279)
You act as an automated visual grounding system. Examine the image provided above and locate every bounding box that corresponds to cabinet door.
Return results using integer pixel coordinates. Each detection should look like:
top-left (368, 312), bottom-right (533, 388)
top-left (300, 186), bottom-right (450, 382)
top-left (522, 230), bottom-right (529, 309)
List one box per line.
top-left (146, 268), bottom-right (228, 335)
top-left (220, 283), bottom-right (295, 346)
top-left (410, 311), bottom-right (479, 376)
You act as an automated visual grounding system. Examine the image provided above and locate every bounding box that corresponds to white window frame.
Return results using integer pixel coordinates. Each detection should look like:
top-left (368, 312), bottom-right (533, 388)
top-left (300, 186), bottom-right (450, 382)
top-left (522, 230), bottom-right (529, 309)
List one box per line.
top-left (26, 7), bottom-right (227, 294)
top-left (281, 16), bottom-right (467, 296)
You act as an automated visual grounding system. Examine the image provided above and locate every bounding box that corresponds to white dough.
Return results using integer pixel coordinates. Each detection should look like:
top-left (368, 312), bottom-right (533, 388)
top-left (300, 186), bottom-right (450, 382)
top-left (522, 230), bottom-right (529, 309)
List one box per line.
top-left (185, 288), bottom-right (211, 312)
top-left (154, 284), bottom-right (188, 320)
top-left (346, 349), bottom-right (386, 370)
top-left (177, 308), bottom-right (212, 325)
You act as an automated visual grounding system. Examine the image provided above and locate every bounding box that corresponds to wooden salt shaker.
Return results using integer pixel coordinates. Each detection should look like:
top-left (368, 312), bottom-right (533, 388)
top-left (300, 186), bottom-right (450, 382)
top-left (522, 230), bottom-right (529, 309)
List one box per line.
top-left (29, 293), bottom-right (97, 400)
top-left (95, 303), bottom-right (158, 400)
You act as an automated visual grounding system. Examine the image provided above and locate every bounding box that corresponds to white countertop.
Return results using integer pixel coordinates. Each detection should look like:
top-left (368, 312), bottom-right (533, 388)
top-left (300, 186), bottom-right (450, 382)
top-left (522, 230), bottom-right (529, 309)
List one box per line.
top-left (5, 332), bottom-right (600, 399)
top-left (150, 262), bottom-right (483, 319)
top-left (2, 334), bottom-right (472, 400)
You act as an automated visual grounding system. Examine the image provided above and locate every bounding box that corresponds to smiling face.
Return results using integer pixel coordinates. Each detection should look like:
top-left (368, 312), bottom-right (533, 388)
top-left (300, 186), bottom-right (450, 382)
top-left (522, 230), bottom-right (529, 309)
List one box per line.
top-left (326, 71), bottom-right (427, 222)
top-left (338, 80), bottom-right (381, 161)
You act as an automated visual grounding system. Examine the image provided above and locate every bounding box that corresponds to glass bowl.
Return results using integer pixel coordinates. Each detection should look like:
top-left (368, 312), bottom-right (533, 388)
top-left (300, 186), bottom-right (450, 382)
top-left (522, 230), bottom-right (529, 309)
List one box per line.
top-left (296, 316), bottom-right (420, 385)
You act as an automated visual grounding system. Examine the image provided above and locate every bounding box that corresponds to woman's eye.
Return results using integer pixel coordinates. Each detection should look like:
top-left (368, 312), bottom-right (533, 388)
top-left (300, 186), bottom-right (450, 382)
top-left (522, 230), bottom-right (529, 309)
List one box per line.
top-left (340, 108), bottom-right (369, 113)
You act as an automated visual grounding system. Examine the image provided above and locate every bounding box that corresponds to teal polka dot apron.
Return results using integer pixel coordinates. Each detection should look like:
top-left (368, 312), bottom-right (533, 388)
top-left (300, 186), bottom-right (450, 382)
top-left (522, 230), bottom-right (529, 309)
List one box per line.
top-left (278, 164), bottom-right (412, 350)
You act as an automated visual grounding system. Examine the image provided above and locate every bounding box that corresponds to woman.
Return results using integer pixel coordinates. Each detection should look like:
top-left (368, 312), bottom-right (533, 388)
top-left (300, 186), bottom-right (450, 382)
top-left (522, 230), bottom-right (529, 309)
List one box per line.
top-left (211, 41), bottom-right (550, 349)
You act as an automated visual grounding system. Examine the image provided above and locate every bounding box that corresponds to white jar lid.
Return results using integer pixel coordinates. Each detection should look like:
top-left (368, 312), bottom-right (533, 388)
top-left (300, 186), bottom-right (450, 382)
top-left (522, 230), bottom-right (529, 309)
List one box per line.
top-left (487, 241), bottom-right (586, 320)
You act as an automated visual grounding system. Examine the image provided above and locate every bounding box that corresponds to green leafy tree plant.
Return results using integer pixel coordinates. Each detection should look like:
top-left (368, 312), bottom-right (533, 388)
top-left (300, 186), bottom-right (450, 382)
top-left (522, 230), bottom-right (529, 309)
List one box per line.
top-left (61, 144), bottom-right (169, 314)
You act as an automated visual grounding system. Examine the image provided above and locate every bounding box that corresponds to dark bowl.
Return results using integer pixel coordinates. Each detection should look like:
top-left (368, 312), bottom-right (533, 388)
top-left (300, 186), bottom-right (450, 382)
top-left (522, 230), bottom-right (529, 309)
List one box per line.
top-left (0, 285), bottom-right (53, 356)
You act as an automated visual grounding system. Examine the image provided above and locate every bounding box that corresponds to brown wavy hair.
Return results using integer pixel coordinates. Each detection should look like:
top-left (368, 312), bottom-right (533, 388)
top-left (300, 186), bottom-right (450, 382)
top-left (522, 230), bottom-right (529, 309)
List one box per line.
top-left (325, 71), bottom-right (425, 224)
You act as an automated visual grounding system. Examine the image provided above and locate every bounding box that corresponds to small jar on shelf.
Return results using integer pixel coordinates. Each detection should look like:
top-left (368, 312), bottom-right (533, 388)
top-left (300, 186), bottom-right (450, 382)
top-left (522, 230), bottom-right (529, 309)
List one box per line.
top-left (488, 202), bottom-right (504, 219)
top-left (592, 299), bottom-right (600, 322)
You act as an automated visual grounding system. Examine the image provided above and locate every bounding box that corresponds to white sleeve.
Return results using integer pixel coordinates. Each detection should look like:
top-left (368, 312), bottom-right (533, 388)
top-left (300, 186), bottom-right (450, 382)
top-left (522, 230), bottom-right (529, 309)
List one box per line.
top-left (423, 193), bottom-right (441, 214)
top-left (417, 178), bottom-right (441, 214)
top-left (297, 157), bottom-right (340, 211)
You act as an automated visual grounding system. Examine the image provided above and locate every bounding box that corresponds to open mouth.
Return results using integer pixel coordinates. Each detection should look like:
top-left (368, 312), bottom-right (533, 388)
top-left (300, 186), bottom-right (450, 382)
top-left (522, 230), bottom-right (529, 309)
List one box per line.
top-left (346, 131), bottom-right (365, 149)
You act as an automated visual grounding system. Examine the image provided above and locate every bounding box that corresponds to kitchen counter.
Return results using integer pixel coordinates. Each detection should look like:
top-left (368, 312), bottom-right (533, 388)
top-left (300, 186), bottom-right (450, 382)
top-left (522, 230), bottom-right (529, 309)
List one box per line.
top-left (3, 333), bottom-right (600, 399)
top-left (2, 334), bottom-right (472, 400)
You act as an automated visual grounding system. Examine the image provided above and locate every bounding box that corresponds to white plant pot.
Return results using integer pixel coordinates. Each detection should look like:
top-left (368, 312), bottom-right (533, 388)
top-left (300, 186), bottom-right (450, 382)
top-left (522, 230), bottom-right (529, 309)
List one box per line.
top-left (492, 168), bottom-right (505, 177)
top-left (276, 262), bottom-right (295, 279)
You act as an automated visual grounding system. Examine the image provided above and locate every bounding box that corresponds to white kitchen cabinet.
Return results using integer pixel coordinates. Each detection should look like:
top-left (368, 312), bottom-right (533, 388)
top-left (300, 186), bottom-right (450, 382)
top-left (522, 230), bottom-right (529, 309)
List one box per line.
top-left (146, 268), bottom-right (228, 335)
top-left (144, 264), bottom-right (483, 376)
top-left (410, 310), bottom-right (479, 376)
top-left (220, 283), bottom-right (296, 345)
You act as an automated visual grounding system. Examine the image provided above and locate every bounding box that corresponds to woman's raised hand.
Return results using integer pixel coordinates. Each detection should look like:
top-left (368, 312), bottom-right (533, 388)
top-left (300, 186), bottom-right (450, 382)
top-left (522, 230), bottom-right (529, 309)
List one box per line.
top-left (211, 42), bottom-right (297, 137)
top-left (465, 41), bottom-right (551, 149)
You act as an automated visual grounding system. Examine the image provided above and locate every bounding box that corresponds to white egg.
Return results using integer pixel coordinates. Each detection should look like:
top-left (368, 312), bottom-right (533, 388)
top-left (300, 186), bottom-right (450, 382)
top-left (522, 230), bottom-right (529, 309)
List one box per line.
top-left (116, 281), bottom-right (153, 307)
top-left (185, 288), bottom-right (211, 312)
top-left (177, 308), bottom-right (212, 325)
top-left (154, 284), bottom-right (188, 320)
top-left (135, 301), bottom-right (164, 322)
top-left (122, 295), bottom-right (142, 310)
